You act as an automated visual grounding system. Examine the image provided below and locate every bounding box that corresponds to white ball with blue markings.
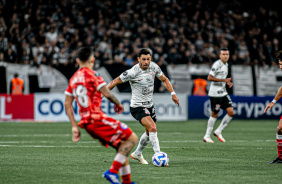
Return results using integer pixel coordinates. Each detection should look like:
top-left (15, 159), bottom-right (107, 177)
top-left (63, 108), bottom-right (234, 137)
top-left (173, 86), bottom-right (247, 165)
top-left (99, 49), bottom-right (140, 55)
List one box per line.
top-left (152, 152), bottom-right (169, 167)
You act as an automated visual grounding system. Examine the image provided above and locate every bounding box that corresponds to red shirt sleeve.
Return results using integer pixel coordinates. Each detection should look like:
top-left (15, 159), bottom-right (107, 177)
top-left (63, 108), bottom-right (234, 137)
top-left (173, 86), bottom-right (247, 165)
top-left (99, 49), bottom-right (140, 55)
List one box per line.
top-left (93, 72), bottom-right (106, 91)
top-left (65, 83), bottom-right (73, 96)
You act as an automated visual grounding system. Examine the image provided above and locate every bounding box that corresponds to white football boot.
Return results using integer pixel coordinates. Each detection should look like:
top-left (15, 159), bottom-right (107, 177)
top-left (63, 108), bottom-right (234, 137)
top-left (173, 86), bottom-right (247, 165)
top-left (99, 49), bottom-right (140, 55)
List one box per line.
top-left (130, 152), bottom-right (148, 164)
top-left (213, 132), bottom-right (226, 142)
top-left (203, 137), bottom-right (214, 143)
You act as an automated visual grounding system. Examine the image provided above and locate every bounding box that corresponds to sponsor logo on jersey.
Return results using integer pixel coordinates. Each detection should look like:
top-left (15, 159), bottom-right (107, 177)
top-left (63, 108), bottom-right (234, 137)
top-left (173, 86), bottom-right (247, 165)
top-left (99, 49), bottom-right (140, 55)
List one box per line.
top-left (120, 122), bottom-right (128, 130)
top-left (142, 101), bottom-right (150, 105)
top-left (143, 108), bottom-right (150, 114)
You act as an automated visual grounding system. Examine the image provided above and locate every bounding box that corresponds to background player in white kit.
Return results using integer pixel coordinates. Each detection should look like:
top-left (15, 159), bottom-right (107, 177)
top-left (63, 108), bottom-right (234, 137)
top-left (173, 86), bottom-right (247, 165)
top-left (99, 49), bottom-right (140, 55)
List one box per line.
top-left (107, 48), bottom-right (179, 164)
top-left (203, 48), bottom-right (234, 143)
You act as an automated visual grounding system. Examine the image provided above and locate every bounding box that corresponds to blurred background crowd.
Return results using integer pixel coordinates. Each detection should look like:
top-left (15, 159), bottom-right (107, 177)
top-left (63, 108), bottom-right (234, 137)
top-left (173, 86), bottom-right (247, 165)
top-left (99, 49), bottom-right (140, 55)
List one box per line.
top-left (0, 0), bottom-right (281, 80)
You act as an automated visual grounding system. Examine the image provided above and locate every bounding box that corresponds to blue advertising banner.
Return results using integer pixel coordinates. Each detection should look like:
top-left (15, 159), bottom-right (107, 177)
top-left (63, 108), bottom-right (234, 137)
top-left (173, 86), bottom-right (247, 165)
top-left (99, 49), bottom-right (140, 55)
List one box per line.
top-left (188, 95), bottom-right (280, 119)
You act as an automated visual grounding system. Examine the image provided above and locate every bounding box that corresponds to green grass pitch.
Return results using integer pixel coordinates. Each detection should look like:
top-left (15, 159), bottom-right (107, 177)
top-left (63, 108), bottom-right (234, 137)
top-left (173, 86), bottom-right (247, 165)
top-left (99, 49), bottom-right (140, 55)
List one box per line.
top-left (0, 120), bottom-right (281, 184)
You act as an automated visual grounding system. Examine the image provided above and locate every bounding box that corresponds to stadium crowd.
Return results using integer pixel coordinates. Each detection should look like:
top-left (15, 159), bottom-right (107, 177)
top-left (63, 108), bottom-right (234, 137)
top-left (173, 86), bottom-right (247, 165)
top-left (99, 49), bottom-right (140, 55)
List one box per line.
top-left (0, 0), bottom-right (281, 80)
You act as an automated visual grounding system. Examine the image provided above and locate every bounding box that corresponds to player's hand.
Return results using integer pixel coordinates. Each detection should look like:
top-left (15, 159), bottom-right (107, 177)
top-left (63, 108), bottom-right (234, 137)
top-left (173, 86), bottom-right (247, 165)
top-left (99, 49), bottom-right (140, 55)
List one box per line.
top-left (225, 78), bottom-right (232, 83)
top-left (172, 95), bottom-right (179, 106)
top-left (72, 127), bottom-right (80, 142)
top-left (114, 104), bottom-right (124, 114)
top-left (264, 102), bottom-right (275, 113)
top-left (227, 82), bottom-right (233, 88)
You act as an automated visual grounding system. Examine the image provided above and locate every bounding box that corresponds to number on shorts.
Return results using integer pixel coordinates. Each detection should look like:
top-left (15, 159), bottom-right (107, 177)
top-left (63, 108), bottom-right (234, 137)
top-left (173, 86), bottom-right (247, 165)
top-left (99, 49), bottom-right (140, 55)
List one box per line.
top-left (74, 85), bottom-right (89, 108)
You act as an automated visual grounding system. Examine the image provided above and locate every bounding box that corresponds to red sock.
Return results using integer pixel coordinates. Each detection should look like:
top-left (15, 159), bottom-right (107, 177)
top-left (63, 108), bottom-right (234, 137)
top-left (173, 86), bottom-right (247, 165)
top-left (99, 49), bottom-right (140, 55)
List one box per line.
top-left (121, 174), bottom-right (131, 184)
top-left (276, 138), bottom-right (282, 159)
top-left (109, 153), bottom-right (127, 174)
top-left (120, 165), bottom-right (131, 184)
top-left (110, 161), bottom-right (123, 174)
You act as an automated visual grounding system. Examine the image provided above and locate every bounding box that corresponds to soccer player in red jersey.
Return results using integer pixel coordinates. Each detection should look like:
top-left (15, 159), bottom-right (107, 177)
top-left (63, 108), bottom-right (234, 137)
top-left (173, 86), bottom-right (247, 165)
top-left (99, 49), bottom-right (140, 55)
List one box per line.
top-left (65, 47), bottom-right (138, 184)
top-left (264, 50), bottom-right (282, 164)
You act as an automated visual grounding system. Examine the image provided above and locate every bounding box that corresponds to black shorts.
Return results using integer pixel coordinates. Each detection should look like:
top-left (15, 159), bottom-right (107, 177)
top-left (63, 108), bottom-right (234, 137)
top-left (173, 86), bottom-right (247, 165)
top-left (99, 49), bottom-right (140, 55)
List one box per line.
top-left (209, 95), bottom-right (233, 113)
top-left (130, 106), bottom-right (157, 124)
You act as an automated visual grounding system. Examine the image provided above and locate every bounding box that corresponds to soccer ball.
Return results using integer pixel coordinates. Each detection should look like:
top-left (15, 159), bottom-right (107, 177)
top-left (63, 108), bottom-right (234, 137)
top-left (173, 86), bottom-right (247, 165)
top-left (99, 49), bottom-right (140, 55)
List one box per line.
top-left (152, 152), bottom-right (169, 167)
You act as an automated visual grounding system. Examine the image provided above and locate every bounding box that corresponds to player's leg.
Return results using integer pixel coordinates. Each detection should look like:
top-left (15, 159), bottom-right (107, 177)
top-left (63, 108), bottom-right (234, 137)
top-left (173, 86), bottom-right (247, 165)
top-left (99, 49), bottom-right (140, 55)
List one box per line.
top-left (204, 111), bottom-right (218, 143)
top-left (130, 131), bottom-right (149, 164)
top-left (213, 107), bottom-right (234, 142)
top-left (84, 118), bottom-right (137, 184)
top-left (109, 133), bottom-right (138, 173)
top-left (103, 133), bottom-right (138, 184)
top-left (130, 107), bottom-right (156, 164)
top-left (119, 158), bottom-right (134, 184)
top-left (140, 116), bottom-right (160, 153)
top-left (269, 118), bottom-right (282, 164)
top-left (214, 95), bottom-right (234, 142)
top-left (204, 97), bottom-right (219, 143)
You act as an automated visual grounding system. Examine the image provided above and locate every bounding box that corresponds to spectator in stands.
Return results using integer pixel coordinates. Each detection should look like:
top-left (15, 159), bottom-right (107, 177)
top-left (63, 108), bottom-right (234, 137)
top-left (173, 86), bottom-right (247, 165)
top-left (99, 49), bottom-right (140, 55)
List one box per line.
top-left (0, 33), bottom-right (8, 52)
top-left (10, 73), bottom-right (24, 95)
top-left (4, 48), bottom-right (17, 63)
top-left (0, 0), bottom-right (281, 87)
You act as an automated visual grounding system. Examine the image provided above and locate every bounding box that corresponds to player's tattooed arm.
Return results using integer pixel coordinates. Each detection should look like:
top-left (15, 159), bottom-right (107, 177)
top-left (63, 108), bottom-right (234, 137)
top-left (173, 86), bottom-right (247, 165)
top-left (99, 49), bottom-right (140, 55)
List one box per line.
top-left (158, 74), bottom-right (180, 106)
top-left (99, 85), bottom-right (121, 105)
top-left (107, 77), bottom-right (123, 90)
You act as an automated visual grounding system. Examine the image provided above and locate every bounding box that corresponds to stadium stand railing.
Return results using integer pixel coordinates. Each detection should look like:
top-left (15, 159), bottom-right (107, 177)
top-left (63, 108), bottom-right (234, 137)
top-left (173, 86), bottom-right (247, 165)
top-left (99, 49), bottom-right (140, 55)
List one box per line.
top-left (232, 65), bottom-right (254, 96)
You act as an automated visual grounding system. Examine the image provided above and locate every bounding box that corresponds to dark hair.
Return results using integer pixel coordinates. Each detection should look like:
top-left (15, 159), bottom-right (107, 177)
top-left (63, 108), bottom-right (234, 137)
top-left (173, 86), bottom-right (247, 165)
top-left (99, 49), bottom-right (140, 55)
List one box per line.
top-left (77, 47), bottom-right (93, 62)
top-left (138, 48), bottom-right (151, 57)
top-left (276, 50), bottom-right (282, 61)
top-left (220, 48), bottom-right (229, 52)
top-left (14, 73), bottom-right (19, 77)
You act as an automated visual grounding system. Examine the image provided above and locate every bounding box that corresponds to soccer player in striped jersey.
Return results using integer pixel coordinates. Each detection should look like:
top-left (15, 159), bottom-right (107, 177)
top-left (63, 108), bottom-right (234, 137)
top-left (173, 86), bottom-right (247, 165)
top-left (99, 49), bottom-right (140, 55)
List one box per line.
top-left (107, 48), bottom-right (179, 165)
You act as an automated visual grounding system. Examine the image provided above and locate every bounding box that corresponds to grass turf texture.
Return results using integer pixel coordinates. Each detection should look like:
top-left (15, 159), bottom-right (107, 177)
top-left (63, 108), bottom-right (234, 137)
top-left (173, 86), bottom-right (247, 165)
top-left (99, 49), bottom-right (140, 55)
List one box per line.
top-left (0, 120), bottom-right (280, 184)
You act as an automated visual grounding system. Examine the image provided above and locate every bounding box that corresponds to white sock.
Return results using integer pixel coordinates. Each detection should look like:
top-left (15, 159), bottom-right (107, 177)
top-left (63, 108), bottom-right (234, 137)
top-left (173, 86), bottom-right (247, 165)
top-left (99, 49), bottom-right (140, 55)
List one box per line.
top-left (134, 132), bottom-right (149, 156)
top-left (204, 116), bottom-right (217, 138)
top-left (277, 134), bottom-right (282, 140)
top-left (113, 153), bottom-right (127, 165)
top-left (119, 165), bottom-right (131, 176)
top-left (149, 132), bottom-right (160, 153)
top-left (214, 114), bottom-right (233, 134)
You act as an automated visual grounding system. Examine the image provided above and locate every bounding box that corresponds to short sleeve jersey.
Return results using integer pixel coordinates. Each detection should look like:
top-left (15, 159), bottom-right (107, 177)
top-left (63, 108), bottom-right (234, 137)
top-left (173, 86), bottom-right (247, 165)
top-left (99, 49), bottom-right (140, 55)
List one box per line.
top-left (208, 59), bottom-right (228, 97)
top-left (119, 62), bottom-right (163, 108)
top-left (65, 67), bottom-right (106, 122)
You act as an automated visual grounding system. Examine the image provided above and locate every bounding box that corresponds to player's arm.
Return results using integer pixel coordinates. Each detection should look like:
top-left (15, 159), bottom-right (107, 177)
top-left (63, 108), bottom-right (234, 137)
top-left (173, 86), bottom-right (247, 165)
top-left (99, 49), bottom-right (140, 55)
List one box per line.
top-left (107, 76), bottom-right (123, 90)
top-left (264, 86), bottom-right (282, 113)
top-left (157, 74), bottom-right (179, 106)
top-left (207, 74), bottom-right (233, 88)
top-left (65, 95), bottom-right (80, 142)
top-left (99, 85), bottom-right (124, 114)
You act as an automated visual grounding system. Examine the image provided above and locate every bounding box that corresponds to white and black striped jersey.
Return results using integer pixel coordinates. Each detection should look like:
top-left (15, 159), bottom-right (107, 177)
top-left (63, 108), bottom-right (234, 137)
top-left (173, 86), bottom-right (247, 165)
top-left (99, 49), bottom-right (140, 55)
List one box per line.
top-left (119, 61), bottom-right (163, 108)
top-left (208, 59), bottom-right (229, 97)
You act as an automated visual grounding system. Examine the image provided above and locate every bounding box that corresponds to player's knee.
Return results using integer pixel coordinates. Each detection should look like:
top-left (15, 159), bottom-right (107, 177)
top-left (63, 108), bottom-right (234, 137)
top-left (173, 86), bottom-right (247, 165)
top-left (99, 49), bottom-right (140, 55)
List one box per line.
top-left (277, 126), bottom-right (282, 135)
top-left (128, 133), bottom-right (138, 145)
top-left (228, 111), bottom-right (234, 117)
top-left (148, 126), bottom-right (157, 132)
